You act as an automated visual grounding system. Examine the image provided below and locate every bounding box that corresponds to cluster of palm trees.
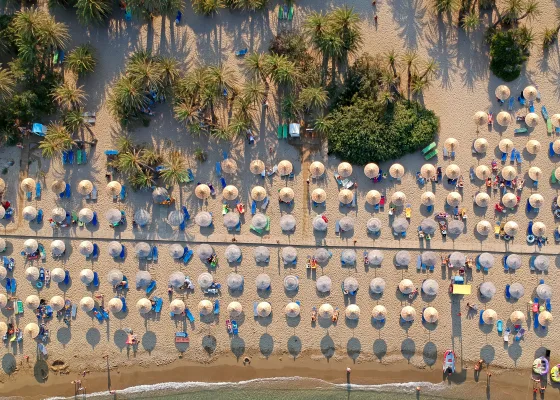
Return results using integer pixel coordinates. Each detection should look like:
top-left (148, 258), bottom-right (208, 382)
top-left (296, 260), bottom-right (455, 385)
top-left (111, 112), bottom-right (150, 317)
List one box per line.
top-left (108, 50), bottom-right (180, 124)
top-left (126, 0), bottom-right (183, 19)
top-left (109, 136), bottom-right (189, 189)
top-left (192, 0), bottom-right (267, 16)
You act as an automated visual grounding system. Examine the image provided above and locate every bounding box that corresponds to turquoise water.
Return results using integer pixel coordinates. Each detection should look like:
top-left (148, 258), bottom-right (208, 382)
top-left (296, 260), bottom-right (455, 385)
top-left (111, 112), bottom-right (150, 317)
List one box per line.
top-left (45, 377), bottom-right (454, 400)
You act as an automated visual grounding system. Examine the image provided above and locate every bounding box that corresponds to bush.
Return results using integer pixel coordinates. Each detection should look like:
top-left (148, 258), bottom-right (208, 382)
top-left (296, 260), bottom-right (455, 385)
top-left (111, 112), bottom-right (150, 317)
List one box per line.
top-left (489, 29), bottom-right (529, 82)
top-left (326, 98), bottom-right (439, 165)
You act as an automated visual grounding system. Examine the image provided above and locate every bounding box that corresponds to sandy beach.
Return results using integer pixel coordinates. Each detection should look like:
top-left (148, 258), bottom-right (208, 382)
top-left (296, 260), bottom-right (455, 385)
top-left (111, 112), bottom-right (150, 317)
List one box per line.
top-left (2, 0), bottom-right (560, 398)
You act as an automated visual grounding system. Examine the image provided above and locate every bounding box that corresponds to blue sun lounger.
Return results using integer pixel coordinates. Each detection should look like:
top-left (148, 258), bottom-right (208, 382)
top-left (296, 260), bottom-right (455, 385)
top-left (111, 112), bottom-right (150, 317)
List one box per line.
top-left (479, 310), bottom-right (484, 324)
top-left (64, 183), bottom-right (71, 198)
top-left (186, 308), bottom-right (195, 322)
top-left (501, 152), bottom-right (507, 162)
top-left (37, 209), bottom-right (43, 224)
top-left (150, 297), bottom-right (162, 313)
top-left (235, 48), bottom-right (248, 56)
top-left (36, 182), bottom-right (41, 198)
top-left (91, 271), bottom-right (99, 288)
top-left (546, 299), bottom-right (551, 312)
top-left (251, 200), bottom-right (257, 215)
top-left (152, 246), bottom-right (158, 261)
top-left (183, 247), bottom-right (193, 263)
top-left (214, 300), bottom-right (220, 315)
top-left (253, 302), bottom-right (258, 317)
top-left (63, 270), bottom-right (70, 285)
top-left (187, 169), bottom-right (195, 181)
top-left (146, 280), bottom-right (156, 296)
top-left (120, 297), bottom-right (127, 312)
top-left (216, 162), bottom-right (222, 176)
top-left (182, 206), bottom-right (190, 220)
top-left (100, 307), bottom-right (109, 320)
top-left (505, 284), bottom-right (511, 299)
top-left (93, 307), bottom-right (104, 322)
top-left (508, 97), bottom-right (514, 110)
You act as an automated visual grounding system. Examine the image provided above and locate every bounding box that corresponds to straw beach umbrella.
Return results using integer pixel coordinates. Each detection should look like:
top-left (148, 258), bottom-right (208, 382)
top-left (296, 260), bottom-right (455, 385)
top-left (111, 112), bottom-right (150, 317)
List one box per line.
top-left (251, 213), bottom-right (268, 230)
top-left (134, 209), bottom-right (150, 226)
top-left (345, 304), bottom-right (360, 320)
top-left (421, 219), bottom-right (437, 235)
top-left (198, 272), bottom-right (214, 289)
top-left (422, 279), bottom-right (439, 296)
top-left (227, 273), bottom-right (244, 291)
top-left (311, 188), bottom-right (327, 204)
top-left (391, 191), bottom-right (406, 206)
top-left (0, 321), bottom-right (6, 336)
top-left (24, 323), bottom-right (40, 339)
top-left (79, 240), bottom-right (94, 256)
top-left (50, 296), bottom-right (65, 312)
top-left (256, 273), bottom-right (271, 290)
top-left (135, 271), bottom-right (152, 288)
top-left (538, 311), bottom-right (553, 327)
top-left (447, 192), bottom-right (462, 206)
top-left (395, 250), bottom-right (411, 266)
top-left (221, 158), bottom-right (237, 174)
top-left (51, 268), bottom-right (65, 283)
top-left (107, 298), bottom-right (123, 314)
top-left (78, 208), bottom-right (94, 223)
top-left (502, 193), bottom-right (517, 208)
top-left (225, 245), bottom-right (242, 263)
top-left (20, 178), bottom-right (35, 192)
top-left (223, 212), bottom-right (240, 229)
top-left (495, 85), bottom-right (510, 100)
top-left (534, 255), bottom-right (549, 271)
top-left (77, 180), bottom-right (93, 196)
top-left (554, 139), bottom-right (560, 154)
top-left (168, 244), bottom-right (184, 259)
top-left (279, 187), bottom-right (295, 203)
top-left (0, 295), bottom-right (8, 309)
top-left (338, 189), bottom-right (353, 204)
top-left (280, 215), bottom-right (296, 231)
top-left (553, 115), bottom-right (560, 128)
top-left (367, 217), bottom-right (382, 233)
top-left (420, 164), bottom-right (436, 179)
top-left (401, 306), bottom-right (416, 322)
top-left (506, 254), bottom-right (522, 270)
top-left (509, 283), bottom-right (525, 299)
top-left (392, 217), bottom-right (409, 233)
top-left (199, 300), bottom-right (213, 316)
top-left (389, 163), bottom-right (405, 179)
top-left (533, 221), bottom-right (546, 236)
top-left (278, 160), bottom-right (293, 176)
top-left (313, 215), bottom-right (328, 231)
top-left (195, 184), bottom-right (211, 199)
top-left (136, 298), bottom-right (152, 314)
top-left (343, 277), bottom-right (359, 293)
top-left (421, 252), bottom-right (438, 267)
top-left (504, 221), bottom-right (519, 236)
top-left (0, 206), bottom-right (5, 219)
top-left (475, 192), bottom-right (490, 207)
top-left (510, 311), bottom-right (525, 324)
top-left (227, 301), bottom-right (243, 317)
top-left (338, 162), bottom-right (352, 177)
top-left (499, 139), bottom-right (513, 153)
top-left (474, 138), bottom-right (488, 153)
top-left (525, 113), bottom-right (540, 127)
top-left (423, 307), bottom-right (439, 323)
top-left (475, 165), bottom-right (491, 180)
top-left (529, 194), bottom-right (544, 208)
top-left (482, 309), bottom-right (497, 324)
top-left (80, 269), bottom-right (94, 285)
top-left (285, 302), bottom-right (301, 317)
top-left (107, 269), bottom-right (124, 286)
top-left (318, 303), bottom-right (334, 319)
top-left (366, 190), bottom-right (381, 205)
top-left (449, 252), bottom-right (466, 268)
top-left (107, 241), bottom-right (123, 258)
top-left (51, 207), bottom-right (66, 223)
top-left (167, 210), bottom-right (184, 227)
top-left (536, 283), bottom-right (552, 300)
top-left (555, 167), bottom-right (560, 181)
top-left (473, 111), bottom-right (488, 126)
top-left (314, 248), bottom-right (331, 263)
top-left (51, 179), bottom-right (66, 194)
top-left (23, 239), bottom-right (38, 254)
top-left (79, 296), bottom-right (94, 312)
top-left (372, 305), bottom-right (387, 321)
top-left (399, 279), bottom-right (414, 294)
top-left (479, 282), bottom-right (497, 298)
top-left (341, 249), bottom-right (356, 265)
top-left (316, 276), bottom-right (332, 293)
top-left (22, 206), bottom-right (37, 221)
top-left (50, 240), bottom-right (65, 256)
top-left (364, 163), bottom-right (379, 179)
top-left (478, 253), bottom-right (494, 269)
top-left (529, 167), bottom-right (542, 181)
top-left (284, 275), bottom-right (299, 291)
top-left (496, 111), bottom-right (512, 126)
top-left (523, 85), bottom-right (538, 100)
top-left (251, 186), bottom-right (267, 201)
top-left (152, 187), bottom-right (168, 203)
top-left (446, 164), bottom-right (461, 180)
top-left (25, 295), bottom-right (40, 310)
top-left (444, 138), bottom-right (458, 151)
top-left (222, 185), bottom-right (239, 201)
top-left (421, 191), bottom-right (435, 206)
top-left (0, 266), bottom-right (6, 280)
top-left (106, 181), bottom-right (122, 196)
top-left (370, 277), bottom-right (386, 294)
top-left (250, 160), bottom-right (265, 175)
top-left (282, 247), bottom-right (297, 263)
top-left (256, 302), bottom-right (272, 317)
top-left (170, 299), bottom-right (185, 314)
top-left (368, 250), bottom-right (384, 265)
top-left (339, 216), bottom-right (354, 231)
top-left (168, 271), bottom-right (185, 289)
top-left (310, 161), bottom-right (325, 177)
top-left (135, 242), bottom-right (151, 258)
top-left (195, 211), bottom-right (213, 227)
top-left (254, 246), bottom-right (270, 263)
top-left (105, 208), bottom-right (122, 224)
top-left (526, 139), bottom-right (541, 154)
top-left (0, 178), bottom-right (4, 193)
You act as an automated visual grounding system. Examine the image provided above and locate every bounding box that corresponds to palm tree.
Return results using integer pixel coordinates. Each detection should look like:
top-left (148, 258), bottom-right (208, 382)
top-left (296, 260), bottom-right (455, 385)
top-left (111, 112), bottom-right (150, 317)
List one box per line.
top-left (319, 34), bottom-right (343, 79)
top-left (63, 109), bottom-right (91, 133)
top-left (140, 147), bottom-right (162, 166)
top-left (281, 94), bottom-right (301, 120)
top-left (36, 15), bottom-right (70, 50)
top-left (401, 51), bottom-right (419, 99)
top-left (52, 82), bottom-right (87, 111)
top-left (109, 75), bottom-right (147, 119)
top-left (160, 56), bottom-right (181, 87)
top-left (227, 117), bottom-right (250, 137)
top-left (160, 150), bottom-right (188, 185)
top-left (116, 136), bottom-right (135, 153)
top-left (432, 0), bottom-right (458, 13)
top-left (461, 12), bottom-right (480, 31)
top-left (298, 86), bottom-right (328, 113)
top-left (75, 0), bottom-right (112, 25)
top-left (130, 170), bottom-right (155, 190)
top-left (499, 0), bottom-right (540, 26)
top-left (174, 102), bottom-right (201, 127)
top-left (191, 0), bottom-right (224, 16)
top-left (313, 115), bottom-right (332, 135)
top-left (265, 54), bottom-right (299, 86)
top-left (117, 148), bottom-right (146, 175)
top-left (206, 64), bottom-right (238, 97)
top-left (385, 49), bottom-right (400, 78)
top-left (127, 51), bottom-right (164, 91)
top-left (0, 66), bottom-right (15, 100)
top-left (241, 79), bottom-right (266, 105)
top-left (304, 11), bottom-right (329, 50)
top-left (330, 6), bottom-right (363, 55)
top-left (39, 123), bottom-right (75, 158)
top-left (245, 53), bottom-right (268, 80)
top-left (65, 44), bottom-right (97, 75)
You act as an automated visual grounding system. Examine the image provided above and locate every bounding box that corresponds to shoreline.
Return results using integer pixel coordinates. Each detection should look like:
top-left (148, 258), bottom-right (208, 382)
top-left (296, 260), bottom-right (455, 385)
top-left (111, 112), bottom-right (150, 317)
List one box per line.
top-left (2, 352), bottom-right (536, 400)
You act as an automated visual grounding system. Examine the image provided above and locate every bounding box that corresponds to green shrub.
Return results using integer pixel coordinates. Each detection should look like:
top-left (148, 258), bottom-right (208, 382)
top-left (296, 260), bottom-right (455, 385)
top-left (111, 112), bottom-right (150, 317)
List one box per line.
top-left (489, 29), bottom-right (529, 82)
top-left (326, 98), bottom-right (439, 165)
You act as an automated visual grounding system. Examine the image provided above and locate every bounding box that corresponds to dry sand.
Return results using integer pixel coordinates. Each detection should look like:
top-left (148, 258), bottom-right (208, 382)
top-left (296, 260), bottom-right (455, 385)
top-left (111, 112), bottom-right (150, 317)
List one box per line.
top-left (1, 0), bottom-right (560, 397)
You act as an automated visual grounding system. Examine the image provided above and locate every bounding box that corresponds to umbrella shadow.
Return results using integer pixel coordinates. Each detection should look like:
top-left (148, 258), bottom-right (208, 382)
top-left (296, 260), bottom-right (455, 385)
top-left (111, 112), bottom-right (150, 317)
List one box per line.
top-left (86, 327), bottom-right (100, 349)
top-left (401, 338), bottom-right (416, 363)
top-left (287, 335), bottom-right (301, 359)
top-left (347, 337), bottom-right (361, 362)
top-left (373, 339), bottom-right (387, 361)
top-left (423, 341), bottom-right (437, 367)
top-left (320, 334), bottom-right (335, 360)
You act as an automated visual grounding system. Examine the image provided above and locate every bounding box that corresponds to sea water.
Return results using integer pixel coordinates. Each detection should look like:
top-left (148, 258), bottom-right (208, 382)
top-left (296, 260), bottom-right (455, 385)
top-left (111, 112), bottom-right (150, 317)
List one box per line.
top-left (44, 377), bottom-right (457, 400)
